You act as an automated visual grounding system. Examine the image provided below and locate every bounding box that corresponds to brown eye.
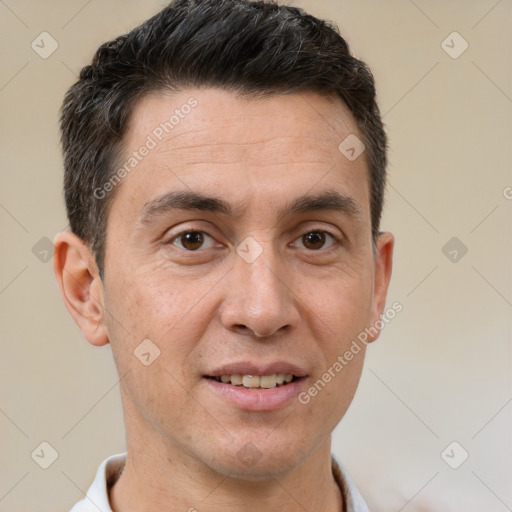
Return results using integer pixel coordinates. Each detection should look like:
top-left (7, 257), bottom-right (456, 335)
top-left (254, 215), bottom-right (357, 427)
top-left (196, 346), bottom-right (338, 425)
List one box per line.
top-left (293, 230), bottom-right (337, 251)
top-left (302, 231), bottom-right (326, 250)
top-left (172, 231), bottom-right (215, 251)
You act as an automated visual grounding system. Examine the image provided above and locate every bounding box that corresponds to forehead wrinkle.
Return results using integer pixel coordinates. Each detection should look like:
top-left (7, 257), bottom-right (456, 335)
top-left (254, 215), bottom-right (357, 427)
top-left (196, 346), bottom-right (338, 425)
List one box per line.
top-left (165, 133), bottom-right (335, 149)
top-left (151, 138), bottom-right (340, 167)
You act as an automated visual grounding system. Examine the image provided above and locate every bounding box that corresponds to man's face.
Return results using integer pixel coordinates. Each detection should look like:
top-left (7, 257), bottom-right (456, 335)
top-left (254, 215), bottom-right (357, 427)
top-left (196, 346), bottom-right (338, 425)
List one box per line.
top-left (100, 88), bottom-right (392, 479)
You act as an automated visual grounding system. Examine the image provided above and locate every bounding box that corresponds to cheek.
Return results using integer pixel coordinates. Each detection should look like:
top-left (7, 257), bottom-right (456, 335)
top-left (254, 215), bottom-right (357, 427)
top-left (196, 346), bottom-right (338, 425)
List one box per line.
top-left (299, 346), bottom-right (366, 439)
top-left (104, 264), bottom-right (221, 371)
top-left (308, 265), bottom-right (372, 414)
top-left (298, 262), bottom-right (374, 336)
top-left (109, 263), bottom-right (193, 330)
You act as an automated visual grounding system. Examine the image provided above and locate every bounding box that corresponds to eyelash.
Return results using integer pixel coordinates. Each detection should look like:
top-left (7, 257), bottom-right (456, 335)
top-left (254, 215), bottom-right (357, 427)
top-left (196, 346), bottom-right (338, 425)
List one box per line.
top-left (168, 229), bottom-right (340, 252)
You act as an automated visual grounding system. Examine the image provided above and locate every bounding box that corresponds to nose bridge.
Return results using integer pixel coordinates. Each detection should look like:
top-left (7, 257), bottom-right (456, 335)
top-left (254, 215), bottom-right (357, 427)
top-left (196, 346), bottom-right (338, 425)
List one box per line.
top-left (240, 246), bottom-right (281, 303)
top-left (221, 239), bottom-right (299, 337)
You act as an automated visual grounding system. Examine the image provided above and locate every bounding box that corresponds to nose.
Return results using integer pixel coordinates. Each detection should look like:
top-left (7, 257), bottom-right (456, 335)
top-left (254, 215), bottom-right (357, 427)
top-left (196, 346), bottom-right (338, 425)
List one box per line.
top-left (220, 247), bottom-right (300, 338)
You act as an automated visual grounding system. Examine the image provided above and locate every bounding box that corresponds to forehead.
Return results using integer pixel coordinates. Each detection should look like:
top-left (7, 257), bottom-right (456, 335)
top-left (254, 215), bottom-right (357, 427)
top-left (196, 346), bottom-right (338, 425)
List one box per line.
top-left (125, 88), bottom-right (359, 158)
top-left (110, 88), bottom-right (369, 224)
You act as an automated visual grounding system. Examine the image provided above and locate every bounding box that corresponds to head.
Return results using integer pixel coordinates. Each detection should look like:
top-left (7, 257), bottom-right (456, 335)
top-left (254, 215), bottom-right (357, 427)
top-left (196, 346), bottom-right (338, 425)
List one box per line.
top-left (55, 0), bottom-right (393, 480)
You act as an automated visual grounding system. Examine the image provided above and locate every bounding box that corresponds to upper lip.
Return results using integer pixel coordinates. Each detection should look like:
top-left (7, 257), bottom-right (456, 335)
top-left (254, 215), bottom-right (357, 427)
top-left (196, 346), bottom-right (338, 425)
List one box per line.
top-left (205, 361), bottom-right (308, 378)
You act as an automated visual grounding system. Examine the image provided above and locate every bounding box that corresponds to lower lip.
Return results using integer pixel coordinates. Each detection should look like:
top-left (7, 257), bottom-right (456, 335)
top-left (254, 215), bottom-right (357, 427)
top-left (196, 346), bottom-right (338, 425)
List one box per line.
top-left (203, 377), bottom-right (307, 411)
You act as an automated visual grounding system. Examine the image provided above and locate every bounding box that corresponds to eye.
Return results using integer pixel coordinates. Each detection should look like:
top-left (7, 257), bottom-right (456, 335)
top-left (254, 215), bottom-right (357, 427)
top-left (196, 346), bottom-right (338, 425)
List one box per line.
top-left (292, 230), bottom-right (338, 251)
top-left (171, 230), bottom-right (218, 251)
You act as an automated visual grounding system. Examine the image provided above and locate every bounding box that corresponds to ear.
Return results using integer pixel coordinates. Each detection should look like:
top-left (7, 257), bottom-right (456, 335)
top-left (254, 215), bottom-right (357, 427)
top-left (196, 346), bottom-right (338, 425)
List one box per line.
top-left (53, 231), bottom-right (109, 347)
top-left (366, 231), bottom-right (394, 343)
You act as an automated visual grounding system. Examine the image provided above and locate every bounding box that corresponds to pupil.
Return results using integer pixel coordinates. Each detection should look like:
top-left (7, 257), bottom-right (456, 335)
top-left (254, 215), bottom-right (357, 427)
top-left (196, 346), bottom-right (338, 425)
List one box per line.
top-left (303, 231), bottom-right (325, 250)
top-left (182, 232), bottom-right (203, 250)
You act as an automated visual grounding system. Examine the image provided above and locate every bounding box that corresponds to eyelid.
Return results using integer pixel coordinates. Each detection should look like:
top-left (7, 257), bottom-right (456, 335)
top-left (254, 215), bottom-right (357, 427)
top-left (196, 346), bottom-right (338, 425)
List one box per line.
top-left (161, 219), bottom-right (221, 243)
top-left (168, 229), bottom-right (220, 250)
top-left (290, 230), bottom-right (340, 250)
top-left (163, 223), bottom-right (344, 251)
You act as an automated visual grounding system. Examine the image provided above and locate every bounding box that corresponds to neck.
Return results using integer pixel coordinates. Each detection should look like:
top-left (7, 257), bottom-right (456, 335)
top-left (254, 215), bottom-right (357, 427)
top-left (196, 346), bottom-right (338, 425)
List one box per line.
top-left (110, 433), bottom-right (343, 512)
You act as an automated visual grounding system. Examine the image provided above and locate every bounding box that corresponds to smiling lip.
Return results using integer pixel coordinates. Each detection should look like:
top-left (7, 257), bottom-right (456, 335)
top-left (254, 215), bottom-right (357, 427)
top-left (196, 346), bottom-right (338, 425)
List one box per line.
top-left (203, 377), bottom-right (307, 411)
top-left (203, 361), bottom-right (308, 412)
top-left (205, 361), bottom-right (307, 378)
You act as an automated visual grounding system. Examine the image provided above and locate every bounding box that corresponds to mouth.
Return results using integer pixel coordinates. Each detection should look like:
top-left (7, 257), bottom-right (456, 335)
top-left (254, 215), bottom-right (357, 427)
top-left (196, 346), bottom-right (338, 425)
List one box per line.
top-left (205, 373), bottom-right (300, 389)
top-left (202, 363), bottom-right (308, 411)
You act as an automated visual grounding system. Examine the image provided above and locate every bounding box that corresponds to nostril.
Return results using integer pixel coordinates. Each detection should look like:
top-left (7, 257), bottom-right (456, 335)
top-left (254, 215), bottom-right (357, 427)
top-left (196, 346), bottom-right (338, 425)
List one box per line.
top-left (229, 324), bottom-right (290, 338)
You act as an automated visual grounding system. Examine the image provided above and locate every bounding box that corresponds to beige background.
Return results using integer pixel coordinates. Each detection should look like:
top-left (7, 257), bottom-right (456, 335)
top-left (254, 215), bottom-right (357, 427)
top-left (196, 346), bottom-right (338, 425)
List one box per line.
top-left (1, 1), bottom-right (511, 511)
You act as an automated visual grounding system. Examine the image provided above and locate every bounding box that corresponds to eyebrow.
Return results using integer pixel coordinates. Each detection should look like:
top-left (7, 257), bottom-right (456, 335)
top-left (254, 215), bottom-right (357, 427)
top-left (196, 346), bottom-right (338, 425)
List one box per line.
top-left (139, 189), bottom-right (362, 224)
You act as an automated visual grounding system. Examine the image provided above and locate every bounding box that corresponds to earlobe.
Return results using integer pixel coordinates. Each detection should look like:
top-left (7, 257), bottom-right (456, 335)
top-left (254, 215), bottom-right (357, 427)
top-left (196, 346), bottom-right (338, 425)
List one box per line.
top-left (367, 231), bottom-right (394, 343)
top-left (53, 231), bottom-right (109, 347)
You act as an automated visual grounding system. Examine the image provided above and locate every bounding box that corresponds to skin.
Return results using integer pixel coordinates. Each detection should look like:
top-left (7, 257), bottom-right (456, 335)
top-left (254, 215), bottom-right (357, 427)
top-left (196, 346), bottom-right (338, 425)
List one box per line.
top-left (54, 88), bottom-right (393, 512)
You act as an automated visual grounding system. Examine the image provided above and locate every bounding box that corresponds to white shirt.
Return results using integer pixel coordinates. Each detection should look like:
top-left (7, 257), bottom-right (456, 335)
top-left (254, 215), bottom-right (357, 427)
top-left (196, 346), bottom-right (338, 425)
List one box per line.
top-left (69, 452), bottom-right (369, 512)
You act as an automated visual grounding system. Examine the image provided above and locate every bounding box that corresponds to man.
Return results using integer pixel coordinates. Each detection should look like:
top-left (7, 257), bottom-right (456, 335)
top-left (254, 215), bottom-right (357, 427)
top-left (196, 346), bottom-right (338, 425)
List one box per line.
top-left (54, 0), bottom-right (393, 510)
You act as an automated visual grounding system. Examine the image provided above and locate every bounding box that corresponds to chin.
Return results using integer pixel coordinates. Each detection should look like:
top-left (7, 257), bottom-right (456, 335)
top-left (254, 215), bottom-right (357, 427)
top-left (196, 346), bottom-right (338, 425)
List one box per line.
top-left (211, 456), bottom-right (302, 482)
top-left (204, 437), bottom-right (309, 482)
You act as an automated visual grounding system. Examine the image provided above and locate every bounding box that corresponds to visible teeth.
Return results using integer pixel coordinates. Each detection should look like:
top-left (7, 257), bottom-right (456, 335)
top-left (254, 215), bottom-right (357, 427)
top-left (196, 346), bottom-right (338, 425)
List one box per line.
top-left (259, 375), bottom-right (277, 389)
top-left (230, 374), bottom-right (243, 386)
top-left (214, 373), bottom-right (296, 388)
top-left (243, 375), bottom-right (261, 388)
